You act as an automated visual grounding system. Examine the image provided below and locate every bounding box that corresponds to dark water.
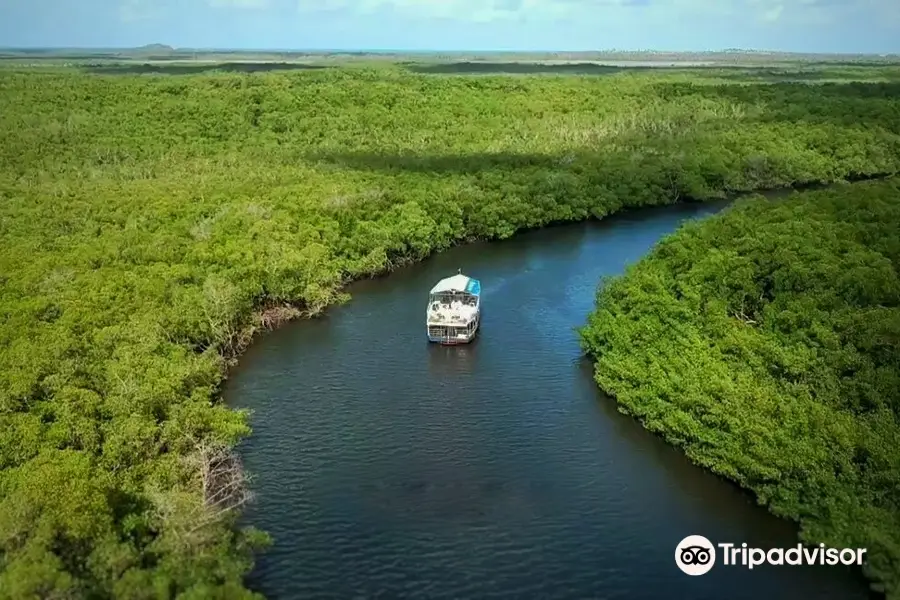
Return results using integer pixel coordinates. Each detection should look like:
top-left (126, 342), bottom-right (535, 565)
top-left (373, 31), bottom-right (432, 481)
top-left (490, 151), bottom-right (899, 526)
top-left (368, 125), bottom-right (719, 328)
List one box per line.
top-left (225, 201), bottom-right (872, 600)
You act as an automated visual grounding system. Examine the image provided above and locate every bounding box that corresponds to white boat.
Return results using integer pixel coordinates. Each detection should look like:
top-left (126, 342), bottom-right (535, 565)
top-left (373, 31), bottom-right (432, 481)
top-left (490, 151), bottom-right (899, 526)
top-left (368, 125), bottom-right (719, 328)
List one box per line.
top-left (426, 270), bottom-right (481, 344)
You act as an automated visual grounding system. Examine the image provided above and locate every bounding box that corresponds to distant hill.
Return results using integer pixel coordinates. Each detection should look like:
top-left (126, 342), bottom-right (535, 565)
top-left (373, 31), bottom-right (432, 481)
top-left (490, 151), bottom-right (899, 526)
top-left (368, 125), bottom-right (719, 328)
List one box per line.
top-left (135, 44), bottom-right (174, 52)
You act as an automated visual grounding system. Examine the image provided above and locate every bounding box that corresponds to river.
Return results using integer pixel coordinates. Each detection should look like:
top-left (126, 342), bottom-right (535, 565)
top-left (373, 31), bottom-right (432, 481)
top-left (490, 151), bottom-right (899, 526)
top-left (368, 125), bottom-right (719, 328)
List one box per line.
top-left (224, 200), bottom-right (872, 599)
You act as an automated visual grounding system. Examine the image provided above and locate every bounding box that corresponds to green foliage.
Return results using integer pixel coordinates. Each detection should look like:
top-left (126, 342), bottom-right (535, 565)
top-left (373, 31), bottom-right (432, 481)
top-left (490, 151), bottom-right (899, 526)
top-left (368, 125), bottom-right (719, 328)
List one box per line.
top-left (580, 179), bottom-right (900, 598)
top-left (1, 65), bottom-right (900, 596)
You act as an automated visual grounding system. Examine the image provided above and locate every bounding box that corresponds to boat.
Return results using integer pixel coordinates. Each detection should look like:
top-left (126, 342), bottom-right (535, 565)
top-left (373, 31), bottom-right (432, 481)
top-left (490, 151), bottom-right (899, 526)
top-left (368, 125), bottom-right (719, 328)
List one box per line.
top-left (426, 269), bottom-right (481, 344)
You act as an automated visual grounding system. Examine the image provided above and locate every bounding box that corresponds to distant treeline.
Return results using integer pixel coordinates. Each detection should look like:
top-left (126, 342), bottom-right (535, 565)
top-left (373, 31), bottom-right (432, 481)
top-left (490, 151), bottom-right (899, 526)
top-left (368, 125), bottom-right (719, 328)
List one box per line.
top-left (1, 66), bottom-right (899, 597)
top-left (2, 47), bottom-right (899, 64)
top-left (580, 180), bottom-right (900, 597)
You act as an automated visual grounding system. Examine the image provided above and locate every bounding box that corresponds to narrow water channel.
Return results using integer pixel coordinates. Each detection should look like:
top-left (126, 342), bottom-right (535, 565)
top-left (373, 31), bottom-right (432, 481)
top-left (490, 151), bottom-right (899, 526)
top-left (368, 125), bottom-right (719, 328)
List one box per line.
top-left (225, 200), bottom-right (872, 599)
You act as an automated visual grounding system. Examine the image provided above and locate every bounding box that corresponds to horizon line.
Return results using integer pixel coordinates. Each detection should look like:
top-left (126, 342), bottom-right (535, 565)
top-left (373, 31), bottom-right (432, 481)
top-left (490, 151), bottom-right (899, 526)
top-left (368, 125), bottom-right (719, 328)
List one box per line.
top-left (2, 46), bottom-right (899, 56)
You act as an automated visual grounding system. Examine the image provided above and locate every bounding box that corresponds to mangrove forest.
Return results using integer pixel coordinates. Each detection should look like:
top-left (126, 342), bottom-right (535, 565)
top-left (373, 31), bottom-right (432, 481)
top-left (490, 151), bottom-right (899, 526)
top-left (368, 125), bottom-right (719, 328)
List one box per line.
top-left (1, 62), bottom-right (899, 597)
top-left (580, 179), bottom-right (900, 596)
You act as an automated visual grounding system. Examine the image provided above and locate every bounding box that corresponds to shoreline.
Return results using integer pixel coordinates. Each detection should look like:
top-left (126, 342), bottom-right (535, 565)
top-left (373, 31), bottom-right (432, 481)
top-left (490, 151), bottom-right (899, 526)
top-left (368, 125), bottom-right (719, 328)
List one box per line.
top-left (220, 172), bottom-right (896, 376)
top-left (579, 177), bottom-right (900, 598)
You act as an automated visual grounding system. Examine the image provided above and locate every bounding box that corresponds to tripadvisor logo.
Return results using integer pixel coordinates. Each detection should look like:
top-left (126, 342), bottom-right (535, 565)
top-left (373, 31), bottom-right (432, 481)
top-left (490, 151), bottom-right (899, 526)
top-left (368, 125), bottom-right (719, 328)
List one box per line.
top-left (676, 535), bottom-right (716, 575)
top-left (675, 535), bottom-right (867, 576)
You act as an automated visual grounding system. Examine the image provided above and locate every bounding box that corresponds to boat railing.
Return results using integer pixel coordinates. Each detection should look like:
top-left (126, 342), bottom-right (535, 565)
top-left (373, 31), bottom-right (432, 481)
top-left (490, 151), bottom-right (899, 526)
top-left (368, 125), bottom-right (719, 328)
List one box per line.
top-left (428, 304), bottom-right (476, 324)
top-left (430, 316), bottom-right (466, 324)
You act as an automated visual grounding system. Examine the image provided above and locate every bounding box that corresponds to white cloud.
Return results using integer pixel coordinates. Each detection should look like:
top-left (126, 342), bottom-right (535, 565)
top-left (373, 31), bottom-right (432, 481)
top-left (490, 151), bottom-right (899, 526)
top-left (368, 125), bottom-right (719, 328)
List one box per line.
top-left (297, 0), bottom-right (649, 21)
top-left (748, 0), bottom-right (900, 24)
top-left (288, 0), bottom-right (900, 29)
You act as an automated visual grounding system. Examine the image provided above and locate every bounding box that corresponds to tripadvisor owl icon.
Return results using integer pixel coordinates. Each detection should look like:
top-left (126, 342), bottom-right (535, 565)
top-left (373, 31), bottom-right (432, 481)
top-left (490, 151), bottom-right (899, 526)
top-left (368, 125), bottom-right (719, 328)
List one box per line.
top-left (675, 535), bottom-right (716, 575)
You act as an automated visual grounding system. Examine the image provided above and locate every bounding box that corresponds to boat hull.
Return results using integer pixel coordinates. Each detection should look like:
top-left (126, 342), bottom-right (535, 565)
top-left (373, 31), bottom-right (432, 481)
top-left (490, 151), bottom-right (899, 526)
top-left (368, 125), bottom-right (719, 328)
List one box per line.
top-left (426, 316), bottom-right (480, 345)
top-left (429, 334), bottom-right (476, 345)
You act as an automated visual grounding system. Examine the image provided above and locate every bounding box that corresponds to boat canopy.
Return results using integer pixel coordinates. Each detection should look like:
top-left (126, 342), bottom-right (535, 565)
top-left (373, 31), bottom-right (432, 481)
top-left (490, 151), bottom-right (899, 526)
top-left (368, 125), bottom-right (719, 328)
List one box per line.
top-left (430, 273), bottom-right (481, 296)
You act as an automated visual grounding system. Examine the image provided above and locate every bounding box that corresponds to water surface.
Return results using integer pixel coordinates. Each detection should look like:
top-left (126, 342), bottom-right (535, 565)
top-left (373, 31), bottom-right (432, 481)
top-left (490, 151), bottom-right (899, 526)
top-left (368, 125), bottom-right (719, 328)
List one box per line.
top-left (226, 201), bottom-right (871, 599)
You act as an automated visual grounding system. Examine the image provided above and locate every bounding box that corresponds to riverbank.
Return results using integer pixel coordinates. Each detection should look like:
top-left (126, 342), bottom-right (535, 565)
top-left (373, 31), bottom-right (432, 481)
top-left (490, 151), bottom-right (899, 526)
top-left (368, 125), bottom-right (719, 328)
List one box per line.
top-left (2, 66), bottom-right (900, 596)
top-left (223, 199), bottom-right (871, 600)
top-left (579, 178), bottom-right (900, 598)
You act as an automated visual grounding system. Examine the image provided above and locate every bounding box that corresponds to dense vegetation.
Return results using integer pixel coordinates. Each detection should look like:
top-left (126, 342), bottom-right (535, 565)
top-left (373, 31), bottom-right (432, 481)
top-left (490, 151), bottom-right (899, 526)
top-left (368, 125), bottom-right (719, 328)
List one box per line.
top-left (1, 64), bottom-right (900, 597)
top-left (580, 179), bottom-right (900, 597)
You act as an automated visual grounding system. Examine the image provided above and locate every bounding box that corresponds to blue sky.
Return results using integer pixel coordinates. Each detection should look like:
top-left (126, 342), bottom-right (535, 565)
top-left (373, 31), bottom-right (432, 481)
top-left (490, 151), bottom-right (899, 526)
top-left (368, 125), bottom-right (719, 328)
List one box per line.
top-left (1, 0), bottom-right (898, 53)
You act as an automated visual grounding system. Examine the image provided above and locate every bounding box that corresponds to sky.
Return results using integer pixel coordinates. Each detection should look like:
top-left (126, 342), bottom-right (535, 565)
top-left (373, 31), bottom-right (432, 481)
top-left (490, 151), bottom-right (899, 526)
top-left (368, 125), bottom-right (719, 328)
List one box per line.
top-left (1, 0), bottom-right (899, 54)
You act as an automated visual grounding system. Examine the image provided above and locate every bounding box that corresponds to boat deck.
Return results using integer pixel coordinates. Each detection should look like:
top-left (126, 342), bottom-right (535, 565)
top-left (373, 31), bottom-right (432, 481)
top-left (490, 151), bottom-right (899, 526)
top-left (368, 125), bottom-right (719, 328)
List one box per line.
top-left (427, 307), bottom-right (477, 326)
top-left (426, 271), bottom-right (481, 344)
